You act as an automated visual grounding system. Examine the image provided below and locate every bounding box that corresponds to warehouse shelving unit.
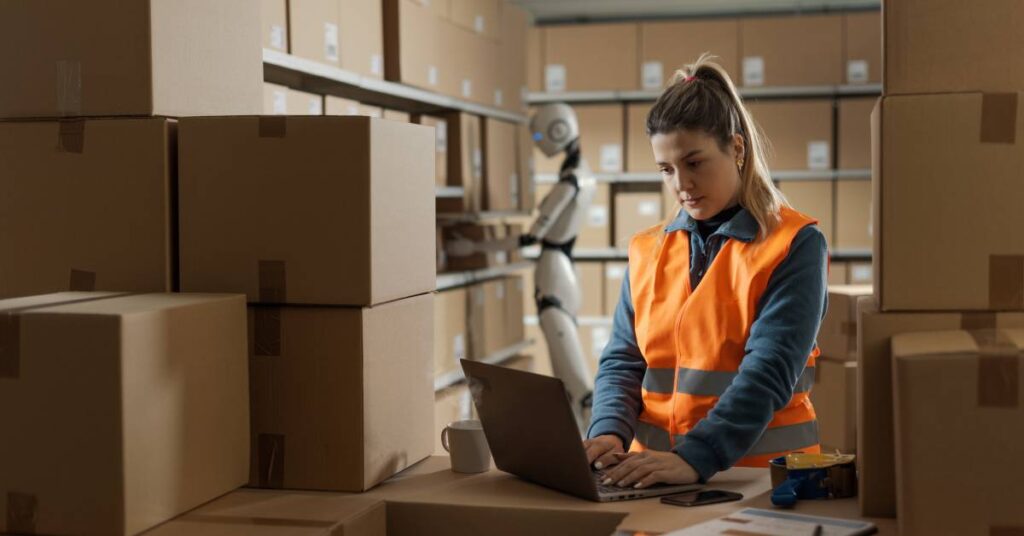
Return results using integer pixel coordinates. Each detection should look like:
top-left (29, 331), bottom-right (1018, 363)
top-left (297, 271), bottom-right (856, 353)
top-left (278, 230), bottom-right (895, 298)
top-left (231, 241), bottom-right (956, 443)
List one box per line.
top-left (527, 83), bottom-right (882, 104)
top-left (435, 261), bottom-right (533, 292)
top-left (533, 169), bottom-right (871, 185)
top-left (433, 339), bottom-right (536, 391)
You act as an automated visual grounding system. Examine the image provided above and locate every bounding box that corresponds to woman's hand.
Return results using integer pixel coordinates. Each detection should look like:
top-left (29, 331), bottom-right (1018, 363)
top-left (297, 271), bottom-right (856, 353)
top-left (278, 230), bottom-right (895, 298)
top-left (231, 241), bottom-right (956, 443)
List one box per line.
top-left (583, 435), bottom-right (625, 470)
top-left (600, 450), bottom-right (699, 489)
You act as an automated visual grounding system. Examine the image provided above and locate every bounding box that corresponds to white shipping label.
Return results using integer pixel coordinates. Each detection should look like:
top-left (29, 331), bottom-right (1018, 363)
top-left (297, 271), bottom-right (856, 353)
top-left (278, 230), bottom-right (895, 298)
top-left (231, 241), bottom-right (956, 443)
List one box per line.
top-left (495, 251), bottom-right (508, 264)
top-left (472, 148), bottom-right (483, 179)
top-left (642, 61), bottom-right (664, 90)
top-left (599, 144), bottom-right (622, 172)
top-left (346, 104), bottom-right (359, 115)
top-left (428, 65), bottom-right (439, 86)
top-left (847, 60), bottom-right (869, 84)
top-left (270, 25), bottom-right (286, 50)
top-left (807, 141), bottom-right (830, 170)
top-left (851, 265), bottom-right (872, 283)
top-left (474, 14), bottom-right (485, 33)
top-left (272, 90), bottom-right (287, 114)
top-left (452, 334), bottom-right (466, 361)
top-left (435, 120), bottom-right (448, 151)
top-left (588, 205), bottom-right (609, 227)
top-left (462, 79), bottom-right (473, 98)
top-left (743, 56), bottom-right (765, 87)
top-left (638, 200), bottom-right (659, 217)
top-left (324, 23), bottom-right (339, 62)
top-left (308, 98), bottom-right (322, 115)
top-left (545, 64), bottom-right (567, 92)
top-left (371, 54), bottom-right (383, 76)
top-left (591, 327), bottom-right (611, 359)
top-left (606, 265), bottom-right (626, 279)
top-left (494, 89), bottom-right (503, 106)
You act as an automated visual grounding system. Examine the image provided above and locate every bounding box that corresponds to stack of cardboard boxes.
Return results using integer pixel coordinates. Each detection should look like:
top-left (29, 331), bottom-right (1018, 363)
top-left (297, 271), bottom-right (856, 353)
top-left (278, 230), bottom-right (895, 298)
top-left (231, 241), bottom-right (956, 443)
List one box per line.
top-left (859, 2), bottom-right (1024, 533)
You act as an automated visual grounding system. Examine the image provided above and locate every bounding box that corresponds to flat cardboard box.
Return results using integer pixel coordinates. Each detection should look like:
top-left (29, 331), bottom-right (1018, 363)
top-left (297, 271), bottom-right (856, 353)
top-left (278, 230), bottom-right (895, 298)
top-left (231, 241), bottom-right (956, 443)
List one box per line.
top-left (829, 261), bottom-right (850, 286)
top-left (843, 11), bottom-right (880, 85)
top-left (286, 88), bottom-right (324, 115)
top-left (435, 384), bottom-right (476, 455)
top-left (0, 118), bottom-right (175, 299)
top-left (883, 0), bottom-right (1024, 95)
top-left (261, 0), bottom-right (288, 52)
top-left (891, 329), bottom-right (1024, 536)
top-left (414, 114), bottom-right (449, 187)
top-left (873, 93), bottom-right (1024, 311)
top-left (248, 294), bottom-right (434, 492)
top-left (639, 18), bottom-right (740, 90)
top-left (449, 0), bottom-right (500, 41)
top-left (777, 180), bottom-right (834, 247)
top-left (739, 14), bottom-right (842, 87)
top-left (614, 191), bottom-right (663, 249)
top-left (178, 116), bottom-right (435, 306)
top-left (498, 3), bottom-right (530, 113)
top-left (835, 179), bottom-right (872, 251)
top-left (289, 0), bottom-right (340, 66)
top-left (526, 26), bottom-right (543, 92)
top-left (483, 118), bottom-right (519, 211)
top-left (148, 490), bottom-right (386, 536)
top-left (504, 276), bottom-right (526, 349)
top-left (434, 288), bottom-right (468, 379)
top-left (543, 23), bottom-right (638, 92)
top-left (263, 82), bottom-right (289, 114)
top-left (439, 112), bottom-right (484, 213)
top-left (819, 285), bottom-right (873, 362)
top-left (856, 296), bottom-right (1024, 517)
top-left (576, 262), bottom-right (604, 317)
top-left (0, 292), bottom-right (248, 536)
top-left (383, 0), bottom-right (442, 91)
top-left (604, 262), bottom-right (627, 316)
top-left (339, 0), bottom-right (385, 79)
top-left (810, 358), bottom-right (857, 454)
top-left (626, 102), bottom-right (655, 172)
top-left (0, 0), bottom-right (261, 118)
top-left (838, 97), bottom-right (875, 170)
top-left (747, 99), bottom-right (833, 171)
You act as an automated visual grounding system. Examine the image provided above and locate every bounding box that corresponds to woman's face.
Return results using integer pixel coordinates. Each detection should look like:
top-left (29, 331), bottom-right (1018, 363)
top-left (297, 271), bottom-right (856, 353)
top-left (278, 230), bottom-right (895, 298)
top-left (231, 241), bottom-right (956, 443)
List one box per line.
top-left (651, 129), bottom-right (744, 221)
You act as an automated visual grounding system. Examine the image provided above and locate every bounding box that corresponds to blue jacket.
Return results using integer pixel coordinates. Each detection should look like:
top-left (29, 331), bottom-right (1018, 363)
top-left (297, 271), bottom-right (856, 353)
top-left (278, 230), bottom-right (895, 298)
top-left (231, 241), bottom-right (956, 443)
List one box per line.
top-left (586, 206), bottom-right (828, 482)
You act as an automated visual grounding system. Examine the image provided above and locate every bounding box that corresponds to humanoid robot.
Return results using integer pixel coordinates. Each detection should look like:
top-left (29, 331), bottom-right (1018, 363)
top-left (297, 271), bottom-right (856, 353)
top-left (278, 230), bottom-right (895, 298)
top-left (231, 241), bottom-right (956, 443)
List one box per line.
top-left (446, 103), bottom-right (596, 432)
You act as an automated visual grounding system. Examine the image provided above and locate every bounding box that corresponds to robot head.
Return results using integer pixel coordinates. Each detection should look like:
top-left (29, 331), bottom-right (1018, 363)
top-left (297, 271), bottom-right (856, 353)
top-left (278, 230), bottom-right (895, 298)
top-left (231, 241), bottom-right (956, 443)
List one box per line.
top-left (529, 103), bottom-right (579, 157)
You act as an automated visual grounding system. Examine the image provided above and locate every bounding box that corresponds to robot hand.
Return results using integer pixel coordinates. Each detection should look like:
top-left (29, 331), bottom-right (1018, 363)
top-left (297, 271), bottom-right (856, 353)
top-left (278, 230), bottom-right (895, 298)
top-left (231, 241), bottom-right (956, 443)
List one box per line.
top-left (519, 234), bottom-right (538, 247)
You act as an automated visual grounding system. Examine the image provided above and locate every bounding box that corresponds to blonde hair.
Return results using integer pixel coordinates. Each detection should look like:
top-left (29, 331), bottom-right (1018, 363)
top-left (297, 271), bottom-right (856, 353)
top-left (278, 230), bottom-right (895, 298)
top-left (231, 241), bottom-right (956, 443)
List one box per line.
top-left (647, 53), bottom-right (789, 241)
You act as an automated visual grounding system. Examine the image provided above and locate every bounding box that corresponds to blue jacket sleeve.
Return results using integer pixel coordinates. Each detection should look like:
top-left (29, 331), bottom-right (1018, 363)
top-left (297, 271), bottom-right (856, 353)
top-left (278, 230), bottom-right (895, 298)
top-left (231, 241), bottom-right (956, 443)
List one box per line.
top-left (586, 266), bottom-right (646, 448)
top-left (675, 225), bottom-right (829, 482)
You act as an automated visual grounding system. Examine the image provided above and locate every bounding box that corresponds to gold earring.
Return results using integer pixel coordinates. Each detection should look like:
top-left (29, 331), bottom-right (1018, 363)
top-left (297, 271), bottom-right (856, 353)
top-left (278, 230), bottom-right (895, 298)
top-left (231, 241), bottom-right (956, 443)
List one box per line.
top-left (737, 158), bottom-right (744, 170)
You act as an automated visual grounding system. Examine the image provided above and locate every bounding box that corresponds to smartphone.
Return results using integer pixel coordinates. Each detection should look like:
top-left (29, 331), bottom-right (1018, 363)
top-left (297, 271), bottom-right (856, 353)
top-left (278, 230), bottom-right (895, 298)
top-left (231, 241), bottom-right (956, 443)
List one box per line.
top-left (660, 489), bottom-right (743, 507)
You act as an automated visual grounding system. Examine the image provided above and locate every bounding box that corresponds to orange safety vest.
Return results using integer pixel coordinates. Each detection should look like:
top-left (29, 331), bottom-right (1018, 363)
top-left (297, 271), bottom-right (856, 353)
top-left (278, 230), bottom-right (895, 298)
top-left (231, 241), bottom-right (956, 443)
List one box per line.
top-left (627, 205), bottom-right (821, 467)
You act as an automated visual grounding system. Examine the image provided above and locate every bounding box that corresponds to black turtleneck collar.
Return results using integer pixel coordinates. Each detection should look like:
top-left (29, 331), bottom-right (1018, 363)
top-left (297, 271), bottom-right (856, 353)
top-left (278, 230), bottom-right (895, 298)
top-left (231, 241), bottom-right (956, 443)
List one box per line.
top-left (695, 203), bottom-right (743, 240)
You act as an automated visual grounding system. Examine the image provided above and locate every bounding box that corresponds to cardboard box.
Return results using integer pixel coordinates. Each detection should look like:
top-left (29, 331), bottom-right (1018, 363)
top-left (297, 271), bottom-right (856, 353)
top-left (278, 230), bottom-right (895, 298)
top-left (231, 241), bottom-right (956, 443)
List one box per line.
top-left (747, 99), bottom-right (833, 171)
top-left (248, 294), bottom-right (434, 492)
top-left (449, 0), bottom-right (500, 41)
top-left (524, 322), bottom-right (554, 377)
top-left (892, 328), bottom-right (1024, 536)
top-left (527, 26), bottom-right (543, 92)
top-left (819, 285), bottom-right (873, 361)
top-left (340, 0), bottom-right (385, 78)
top-left (383, 0), bottom-right (443, 91)
top-left (0, 292), bottom-right (248, 536)
top-left (739, 14), bottom-right (843, 87)
top-left (482, 278), bottom-right (508, 356)
top-left (289, 0), bottom-right (340, 66)
top-left (843, 11), bottom-right (880, 85)
top-left (383, 109), bottom-right (411, 122)
top-left (543, 23), bottom-right (638, 92)
top-left (498, 3), bottom-right (530, 113)
top-left (0, 0), bottom-right (261, 118)
top-left (575, 262), bottom-right (604, 317)
top-left (639, 18), bottom-right (740, 90)
top-left (829, 261), bottom-right (849, 286)
top-left (838, 97), bottom-right (875, 170)
top-left (435, 385), bottom-right (476, 455)
top-left (614, 191), bottom-right (663, 249)
top-left (149, 490), bottom-right (386, 536)
top-left (263, 82), bottom-right (289, 114)
top-left (262, 0), bottom-right (288, 52)
top-left (873, 93), bottom-right (1024, 311)
top-left (415, 114), bottom-right (450, 187)
top-left (440, 223), bottom-right (519, 272)
top-left (626, 102), bottom-right (655, 172)
top-left (286, 88), bottom-right (325, 115)
top-left (883, 0), bottom-right (1024, 95)
top-left (835, 179), bottom-right (871, 251)
top-left (778, 180), bottom-right (834, 247)
top-left (385, 498), bottom-right (626, 536)
top-left (849, 262), bottom-right (872, 285)
top-left (439, 112), bottom-right (484, 212)
top-left (604, 262), bottom-right (628, 316)
top-left (179, 116), bottom-right (435, 306)
top-left (483, 118), bottom-right (519, 211)
top-left (516, 124), bottom-right (536, 212)
top-left (856, 296), bottom-right (1024, 517)
top-left (505, 275), bottom-right (526, 348)
top-left (325, 96), bottom-right (384, 118)
top-left (560, 182), bottom-right (611, 249)
top-left (466, 282), bottom-right (487, 359)
top-left (535, 104), bottom-right (625, 175)
top-left (439, 19), bottom-right (499, 104)
top-left (0, 119), bottom-right (175, 299)
top-left (434, 288), bottom-right (468, 379)
top-left (578, 323), bottom-right (613, 376)
top-left (809, 358), bottom-right (857, 453)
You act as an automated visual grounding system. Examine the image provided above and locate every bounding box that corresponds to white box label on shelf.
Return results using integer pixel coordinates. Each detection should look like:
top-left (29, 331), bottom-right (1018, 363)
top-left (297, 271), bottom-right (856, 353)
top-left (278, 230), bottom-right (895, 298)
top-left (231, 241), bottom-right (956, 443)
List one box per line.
top-left (606, 264), bottom-right (626, 279)
top-left (495, 251), bottom-right (508, 264)
top-left (371, 54), bottom-right (383, 76)
top-left (510, 173), bottom-right (520, 206)
top-left (642, 61), bottom-right (664, 90)
top-left (545, 64), bottom-right (567, 92)
top-left (588, 205), bottom-right (609, 227)
top-left (742, 56), bottom-right (765, 87)
top-left (807, 141), bottom-right (831, 170)
top-left (474, 15), bottom-right (485, 33)
top-left (428, 65), bottom-right (439, 86)
top-left (435, 120), bottom-right (448, 151)
top-left (638, 200), bottom-right (659, 217)
top-left (462, 79), bottom-right (473, 98)
top-left (599, 144), bottom-right (622, 172)
top-left (272, 90), bottom-right (287, 114)
top-left (270, 25), bottom-right (286, 51)
top-left (591, 327), bottom-right (611, 359)
top-left (453, 333), bottom-right (466, 361)
top-left (307, 97), bottom-right (322, 115)
top-left (472, 148), bottom-right (483, 179)
top-left (847, 60), bottom-right (869, 84)
top-left (494, 89), bottom-right (503, 106)
top-left (324, 23), bottom-right (339, 62)
top-left (851, 264), bottom-right (872, 283)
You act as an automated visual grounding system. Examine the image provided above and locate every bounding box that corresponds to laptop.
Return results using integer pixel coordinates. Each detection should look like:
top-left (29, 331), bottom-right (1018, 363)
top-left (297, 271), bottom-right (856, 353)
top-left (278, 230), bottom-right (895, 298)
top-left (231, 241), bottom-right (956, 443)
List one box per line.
top-left (460, 359), bottom-right (703, 502)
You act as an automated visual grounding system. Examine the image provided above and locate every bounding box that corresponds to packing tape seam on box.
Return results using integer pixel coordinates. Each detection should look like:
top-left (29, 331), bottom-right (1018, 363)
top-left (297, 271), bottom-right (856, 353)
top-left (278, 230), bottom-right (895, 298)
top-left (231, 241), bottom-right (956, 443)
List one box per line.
top-left (7, 491), bottom-right (37, 534)
top-left (56, 59), bottom-right (81, 116)
top-left (966, 329), bottom-right (1021, 408)
top-left (57, 119), bottom-right (84, 153)
top-left (258, 260), bottom-right (288, 303)
top-left (259, 116), bottom-right (287, 138)
top-left (257, 433), bottom-right (286, 488)
top-left (989, 255), bottom-right (1024, 310)
top-left (254, 307), bottom-right (282, 357)
top-left (980, 93), bottom-right (1018, 144)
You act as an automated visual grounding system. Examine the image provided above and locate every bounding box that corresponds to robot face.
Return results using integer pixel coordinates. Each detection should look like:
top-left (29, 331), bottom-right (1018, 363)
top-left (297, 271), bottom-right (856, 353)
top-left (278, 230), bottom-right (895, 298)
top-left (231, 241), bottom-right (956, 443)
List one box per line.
top-left (530, 103), bottom-right (579, 157)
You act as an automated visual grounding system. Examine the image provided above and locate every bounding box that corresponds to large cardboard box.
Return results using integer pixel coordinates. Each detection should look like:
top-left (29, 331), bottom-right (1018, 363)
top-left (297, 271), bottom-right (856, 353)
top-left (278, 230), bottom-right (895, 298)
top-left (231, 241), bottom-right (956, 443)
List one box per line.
top-left (527, 26), bottom-right (543, 92)
top-left (843, 11), bottom-right (880, 85)
top-left (873, 93), bottom-right (1024, 311)
top-left (747, 99), bottom-right (833, 171)
top-left (483, 118), bottom-right (519, 211)
top-left (516, 124), bottom-right (536, 212)
top-left (838, 97), bottom-right (875, 170)
top-left (892, 329), bottom-right (1024, 536)
top-left (819, 285), bottom-right (873, 362)
top-left (604, 262), bottom-right (628, 316)
top-left (498, 3), bottom-right (530, 113)
top-left (383, 109), bottom-right (411, 122)
top-left (856, 296), bottom-right (1024, 517)
top-left (0, 0), bottom-right (261, 119)
top-left (434, 288), bottom-right (468, 379)
top-left (325, 96), bottom-right (382, 117)
top-left (383, 0), bottom-right (443, 91)
top-left (482, 278), bottom-right (508, 356)
top-left (563, 182), bottom-right (611, 249)
top-left (835, 179), bottom-right (871, 251)
top-left (263, 82), bottom-right (289, 114)
top-left (575, 262), bottom-right (604, 317)
top-left (614, 191), bottom-right (663, 249)
top-left (439, 112), bottom-right (484, 213)
top-left (0, 292), bottom-right (248, 536)
top-left (505, 276), bottom-right (526, 348)
top-left (883, 0), bottom-right (1024, 95)
top-left (0, 119), bottom-right (175, 299)
top-left (777, 180), bottom-right (834, 247)
top-left (340, 0), bottom-right (385, 78)
top-left (639, 19), bottom-right (740, 90)
top-left (179, 116), bottom-right (435, 306)
top-left (543, 23), bottom-right (638, 92)
top-left (261, 0), bottom-right (288, 52)
top-left (289, 0), bottom-right (339, 65)
top-left (414, 114), bottom-right (450, 187)
top-left (829, 262), bottom-right (850, 286)
top-left (286, 88), bottom-right (325, 115)
top-left (810, 358), bottom-right (857, 454)
top-left (440, 19), bottom-right (499, 105)
top-left (626, 102), bottom-right (655, 172)
top-left (449, 0), bottom-right (500, 41)
top-left (248, 294), bottom-right (434, 492)
top-left (466, 283), bottom-right (487, 359)
top-left (739, 14), bottom-right (843, 87)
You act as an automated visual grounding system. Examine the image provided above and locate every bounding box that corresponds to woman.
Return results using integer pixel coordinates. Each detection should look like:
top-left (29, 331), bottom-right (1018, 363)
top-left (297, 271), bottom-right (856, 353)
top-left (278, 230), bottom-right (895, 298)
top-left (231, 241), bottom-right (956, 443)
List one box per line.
top-left (583, 54), bottom-right (828, 489)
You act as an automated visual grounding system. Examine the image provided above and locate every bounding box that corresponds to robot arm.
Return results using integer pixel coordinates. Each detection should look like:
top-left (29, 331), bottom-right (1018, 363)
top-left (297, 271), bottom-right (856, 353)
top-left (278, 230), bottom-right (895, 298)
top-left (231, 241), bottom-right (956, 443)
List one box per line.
top-left (526, 179), bottom-right (577, 241)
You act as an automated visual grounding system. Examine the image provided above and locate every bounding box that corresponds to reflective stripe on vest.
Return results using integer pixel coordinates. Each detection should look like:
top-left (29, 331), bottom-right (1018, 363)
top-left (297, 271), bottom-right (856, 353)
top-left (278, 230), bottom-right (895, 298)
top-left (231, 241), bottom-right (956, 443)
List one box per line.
top-left (641, 365), bottom-right (816, 396)
top-left (634, 419), bottom-right (820, 457)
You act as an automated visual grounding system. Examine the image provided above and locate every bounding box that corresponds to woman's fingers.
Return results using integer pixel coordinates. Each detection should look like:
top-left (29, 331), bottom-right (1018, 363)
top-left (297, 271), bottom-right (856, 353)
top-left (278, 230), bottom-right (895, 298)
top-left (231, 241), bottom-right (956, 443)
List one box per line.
top-left (594, 449), bottom-right (623, 470)
top-left (584, 441), bottom-right (609, 464)
top-left (615, 459), bottom-right (659, 488)
top-left (634, 470), bottom-right (667, 489)
top-left (602, 452), bottom-right (648, 484)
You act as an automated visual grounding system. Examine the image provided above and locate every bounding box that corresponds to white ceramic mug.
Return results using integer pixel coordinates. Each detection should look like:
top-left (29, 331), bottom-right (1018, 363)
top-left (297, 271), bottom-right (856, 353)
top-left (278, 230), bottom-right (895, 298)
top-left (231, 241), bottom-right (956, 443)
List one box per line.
top-left (441, 419), bottom-right (491, 473)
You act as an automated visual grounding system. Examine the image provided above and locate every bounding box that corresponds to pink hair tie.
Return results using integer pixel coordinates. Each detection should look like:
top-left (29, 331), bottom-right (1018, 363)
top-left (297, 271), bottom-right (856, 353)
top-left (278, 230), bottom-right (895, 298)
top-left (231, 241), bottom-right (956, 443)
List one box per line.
top-left (684, 75), bottom-right (695, 83)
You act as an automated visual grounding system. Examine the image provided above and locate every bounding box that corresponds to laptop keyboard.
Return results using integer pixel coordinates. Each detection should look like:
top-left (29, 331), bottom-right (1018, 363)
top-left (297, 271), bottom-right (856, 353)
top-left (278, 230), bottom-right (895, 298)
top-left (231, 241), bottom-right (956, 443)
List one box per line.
top-left (593, 471), bottom-right (634, 494)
